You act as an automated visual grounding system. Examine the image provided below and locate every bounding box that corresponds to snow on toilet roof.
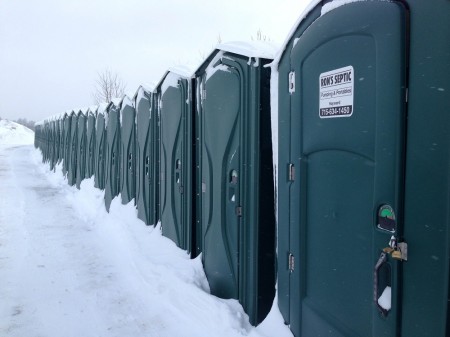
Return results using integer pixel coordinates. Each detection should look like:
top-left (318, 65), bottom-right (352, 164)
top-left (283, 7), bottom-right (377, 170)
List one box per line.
top-left (273, 0), bottom-right (321, 65)
top-left (273, 0), bottom-right (368, 65)
top-left (96, 103), bottom-right (109, 116)
top-left (168, 65), bottom-right (196, 79)
top-left (216, 40), bottom-right (279, 60)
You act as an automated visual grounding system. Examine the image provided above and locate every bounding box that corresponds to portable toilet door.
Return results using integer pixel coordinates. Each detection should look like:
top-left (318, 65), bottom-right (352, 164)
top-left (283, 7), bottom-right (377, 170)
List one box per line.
top-left (86, 107), bottom-right (97, 179)
top-left (119, 96), bottom-right (136, 205)
top-left (34, 123), bottom-right (40, 149)
top-left (135, 86), bottom-right (159, 226)
top-left (49, 122), bottom-right (54, 165)
top-left (67, 111), bottom-right (79, 186)
top-left (104, 99), bottom-right (122, 211)
top-left (62, 112), bottom-right (72, 176)
top-left (277, 1), bottom-right (407, 336)
top-left (158, 69), bottom-right (193, 252)
top-left (49, 121), bottom-right (56, 169)
top-left (44, 122), bottom-right (51, 164)
top-left (195, 45), bottom-right (276, 325)
top-left (76, 109), bottom-right (87, 189)
top-left (54, 118), bottom-right (61, 165)
top-left (58, 116), bottom-right (64, 165)
top-left (94, 107), bottom-right (107, 190)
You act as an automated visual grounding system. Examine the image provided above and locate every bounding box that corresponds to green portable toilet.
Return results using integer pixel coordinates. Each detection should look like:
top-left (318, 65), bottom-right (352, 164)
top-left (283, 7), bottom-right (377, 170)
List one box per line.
top-left (34, 123), bottom-right (40, 149)
top-left (157, 67), bottom-right (194, 251)
top-left (135, 85), bottom-right (159, 226)
top-left (86, 106), bottom-right (97, 179)
top-left (43, 122), bottom-right (50, 164)
top-left (41, 121), bottom-right (48, 162)
top-left (67, 110), bottom-right (79, 186)
top-left (48, 119), bottom-right (56, 170)
top-left (44, 122), bottom-right (51, 163)
top-left (104, 98), bottom-right (122, 211)
top-left (194, 43), bottom-right (276, 325)
top-left (62, 111), bottom-right (72, 176)
top-left (276, 1), bottom-right (450, 336)
top-left (53, 117), bottom-right (61, 167)
top-left (34, 122), bottom-right (44, 153)
top-left (75, 108), bottom-right (88, 189)
top-left (119, 96), bottom-right (136, 205)
top-left (94, 104), bottom-right (108, 190)
top-left (57, 116), bottom-right (64, 165)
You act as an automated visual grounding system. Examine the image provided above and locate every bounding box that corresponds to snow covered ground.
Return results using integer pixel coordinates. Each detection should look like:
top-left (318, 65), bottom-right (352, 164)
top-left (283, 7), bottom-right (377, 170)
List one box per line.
top-left (0, 120), bottom-right (34, 145)
top-left (0, 122), bottom-right (292, 337)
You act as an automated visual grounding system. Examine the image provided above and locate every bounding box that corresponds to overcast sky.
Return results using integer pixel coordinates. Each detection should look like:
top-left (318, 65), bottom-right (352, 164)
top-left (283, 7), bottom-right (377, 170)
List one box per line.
top-left (0, 0), bottom-right (309, 122)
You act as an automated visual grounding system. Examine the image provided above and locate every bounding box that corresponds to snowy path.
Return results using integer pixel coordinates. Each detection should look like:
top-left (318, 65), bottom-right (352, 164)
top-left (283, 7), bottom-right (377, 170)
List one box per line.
top-left (0, 144), bottom-right (291, 337)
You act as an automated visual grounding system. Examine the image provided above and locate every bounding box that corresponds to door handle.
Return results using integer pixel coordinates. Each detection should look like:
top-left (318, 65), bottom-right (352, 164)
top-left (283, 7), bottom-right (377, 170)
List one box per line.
top-left (374, 251), bottom-right (389, 316)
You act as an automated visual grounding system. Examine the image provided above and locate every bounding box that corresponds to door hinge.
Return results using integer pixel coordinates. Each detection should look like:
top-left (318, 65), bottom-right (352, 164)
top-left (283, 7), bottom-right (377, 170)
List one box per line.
top-left (288, 253), bottom-right (295, 272)
top-left (289, 71), bottom-right (295, 94)
top-left (288, 163), bottom-right (295, 181)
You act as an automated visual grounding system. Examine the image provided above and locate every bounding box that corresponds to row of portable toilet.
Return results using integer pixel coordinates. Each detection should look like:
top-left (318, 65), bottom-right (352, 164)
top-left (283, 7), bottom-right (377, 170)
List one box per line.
top-left (35, 0), bottom-right (450, 335)
top-left (35, 42), bottom-right (277, 326)
top-left (35, 90), bottom-right (159, 226)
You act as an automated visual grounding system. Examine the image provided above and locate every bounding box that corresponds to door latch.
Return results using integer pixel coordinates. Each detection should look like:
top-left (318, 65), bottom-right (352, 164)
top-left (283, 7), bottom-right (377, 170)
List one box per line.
top-left (289, 71), bottom-right (295, 94)
top-left (382, 236), bottom-right (408, 261)
top-left (288, 163), bottom-right (295, 181)
top-left (236, 206), bottom-right (242, 217)
top-left (288, 253), bottom-right (295, 272)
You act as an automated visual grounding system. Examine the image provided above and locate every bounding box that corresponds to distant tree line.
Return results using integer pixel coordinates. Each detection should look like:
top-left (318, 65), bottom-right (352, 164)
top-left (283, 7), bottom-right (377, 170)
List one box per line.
top-left (14, 118), bottom-right (36, 131)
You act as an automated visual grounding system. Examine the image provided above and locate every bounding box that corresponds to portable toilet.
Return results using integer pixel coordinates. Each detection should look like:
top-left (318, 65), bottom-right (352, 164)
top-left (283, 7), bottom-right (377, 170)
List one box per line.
top-left (156, 67), bottom-right (194, 252)
top-left (47, 119), bottom-right (54, 169)
top-left (34, 122), bottom-right (44, 157)
top-left (104, 98), bottom-right (122, 211)
top-left (86, 106), bottom-right (97, 179)
top-left (194, 42), bottom-right (277, 325)
top-left (135, 85), bottom-right (159, 226)
top-left (54, 116), bottom-right (61, 166)
top-left (76, 108), bottom-right (88, 188)
top-left (58, 115), bottom-right (65, 165)
top-left (94, 103), bottom-right (108, 190)
top-left (48, 120), bottom-right (56, 169)
top-left (43, 121), bottom-right (51, 164)
top-left (67, 110), bottom-right (79, 186)
top-left (119, 96), bottom-right (136, 205)
top-left (34, 122), bottom-right (40, 149)
top-left (62, 111), bottom-right (72, 176)
top-left (275, 1), bottom-right (450, 336)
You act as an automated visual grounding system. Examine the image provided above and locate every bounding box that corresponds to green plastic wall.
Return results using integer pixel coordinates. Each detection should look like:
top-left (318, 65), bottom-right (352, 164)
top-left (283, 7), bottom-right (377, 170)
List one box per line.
top-left (158, 74), bottom-right (193, 252)
top-left (120, 99), bottom-right (136, 205)
top-left (94, 112), bottom-right (106, 190)
top-left (135, 88), bottom-right (159, 226)
top-left (195, 51), bottom-right (275, 325)
top-left (76, 111), bottom-right (87, 189)
top-left (104, 102), bottom-right (121, 211)
top-left (86, 111), bottom-right (96, 179)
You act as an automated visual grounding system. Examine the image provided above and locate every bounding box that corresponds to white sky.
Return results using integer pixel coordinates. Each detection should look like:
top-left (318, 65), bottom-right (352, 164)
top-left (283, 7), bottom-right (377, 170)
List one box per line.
top-left (0, 0), bottom-right (310, 122)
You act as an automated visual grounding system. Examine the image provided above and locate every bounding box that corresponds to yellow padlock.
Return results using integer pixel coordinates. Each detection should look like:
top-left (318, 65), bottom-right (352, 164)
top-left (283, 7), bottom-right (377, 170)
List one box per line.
top-left (392, 249), bottom-right (402, 260)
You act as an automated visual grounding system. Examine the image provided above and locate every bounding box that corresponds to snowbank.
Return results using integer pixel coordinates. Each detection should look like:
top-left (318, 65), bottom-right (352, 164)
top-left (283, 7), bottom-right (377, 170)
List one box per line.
top-left (0, 120), bottom-right (34, 146)
top-left (0, 141), bottom-right (293, 337)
